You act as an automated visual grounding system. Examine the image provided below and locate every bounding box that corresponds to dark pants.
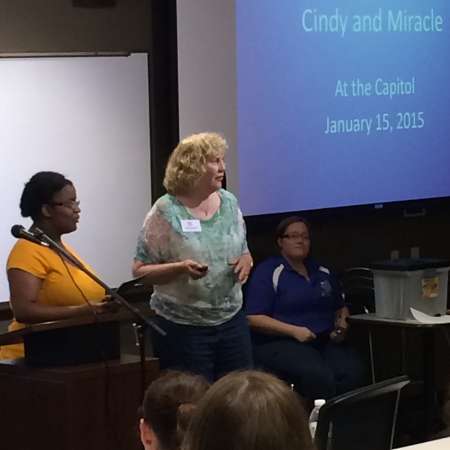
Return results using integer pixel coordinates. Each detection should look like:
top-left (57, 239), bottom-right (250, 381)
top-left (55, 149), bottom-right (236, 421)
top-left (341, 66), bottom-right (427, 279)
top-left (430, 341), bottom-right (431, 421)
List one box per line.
top-left (253, 335), bottom-right (365, 400)
top-left (151, 310), bottom-right (253, 381)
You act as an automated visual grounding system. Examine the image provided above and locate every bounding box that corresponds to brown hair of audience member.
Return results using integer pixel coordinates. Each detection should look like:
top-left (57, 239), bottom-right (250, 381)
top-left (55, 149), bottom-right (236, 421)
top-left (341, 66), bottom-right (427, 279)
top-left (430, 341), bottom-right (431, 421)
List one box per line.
top-left (182, 370), bottom-right (315, 450)
top-left (140, 370), bottom-right (210, 450)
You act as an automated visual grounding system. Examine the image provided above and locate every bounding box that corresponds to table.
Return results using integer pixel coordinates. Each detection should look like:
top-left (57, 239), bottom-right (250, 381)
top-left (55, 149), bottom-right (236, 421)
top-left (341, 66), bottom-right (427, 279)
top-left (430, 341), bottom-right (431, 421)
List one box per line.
top-left (396, 437), bottom-right (450, 449)
top-left (348, 313), bottom-right (450, 440)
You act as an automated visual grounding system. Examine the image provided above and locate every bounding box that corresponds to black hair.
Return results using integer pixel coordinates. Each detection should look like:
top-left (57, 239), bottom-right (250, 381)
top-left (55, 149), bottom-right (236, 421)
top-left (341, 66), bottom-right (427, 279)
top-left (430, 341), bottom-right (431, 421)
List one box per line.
top-left (20, 171), bottom-right (73, 221)
top-left (275, 216), bottom-right (311, 241)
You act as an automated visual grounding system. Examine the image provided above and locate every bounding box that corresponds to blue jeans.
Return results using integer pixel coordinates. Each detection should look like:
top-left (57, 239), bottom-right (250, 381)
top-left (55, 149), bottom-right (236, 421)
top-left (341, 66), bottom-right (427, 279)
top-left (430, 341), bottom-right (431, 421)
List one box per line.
top-left (151, 310), bottom-right (253, 381)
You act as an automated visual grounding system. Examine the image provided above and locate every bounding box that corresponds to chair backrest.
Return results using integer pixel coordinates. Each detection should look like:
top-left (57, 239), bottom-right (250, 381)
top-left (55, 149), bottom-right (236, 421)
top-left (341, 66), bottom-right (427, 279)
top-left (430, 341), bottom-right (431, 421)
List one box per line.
top-left (340, 267), bottom-right (375, 314)
top-left (314, 376), bottom-right (410, 450)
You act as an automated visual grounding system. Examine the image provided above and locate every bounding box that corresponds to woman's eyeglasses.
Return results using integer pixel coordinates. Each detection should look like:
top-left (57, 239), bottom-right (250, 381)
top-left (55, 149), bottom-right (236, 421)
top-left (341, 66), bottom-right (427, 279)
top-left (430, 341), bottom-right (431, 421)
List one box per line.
top-left (49, 200), bottom-right (80, 210)
top-left (281, 233), bottom-right (310, 241)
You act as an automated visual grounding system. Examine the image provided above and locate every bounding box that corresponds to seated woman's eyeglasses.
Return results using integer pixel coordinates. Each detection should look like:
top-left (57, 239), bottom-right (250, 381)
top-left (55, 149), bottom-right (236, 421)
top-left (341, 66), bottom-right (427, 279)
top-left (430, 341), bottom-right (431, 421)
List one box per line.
top-left (50, 200), bottom-right (80, 210)
top-left (282, 233), bottom-right (310, 241)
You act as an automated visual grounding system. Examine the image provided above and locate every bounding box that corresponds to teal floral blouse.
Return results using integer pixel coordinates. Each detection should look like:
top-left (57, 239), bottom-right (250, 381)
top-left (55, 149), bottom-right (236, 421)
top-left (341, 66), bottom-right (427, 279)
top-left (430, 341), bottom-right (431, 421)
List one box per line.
top-left (135, 189), bottom-right (249, 326)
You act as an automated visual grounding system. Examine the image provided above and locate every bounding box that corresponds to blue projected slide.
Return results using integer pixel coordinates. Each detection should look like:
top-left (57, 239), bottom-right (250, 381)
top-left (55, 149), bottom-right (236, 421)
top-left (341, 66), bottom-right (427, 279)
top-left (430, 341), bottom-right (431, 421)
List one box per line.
top-left (236, 1), bottom-right (450, 216)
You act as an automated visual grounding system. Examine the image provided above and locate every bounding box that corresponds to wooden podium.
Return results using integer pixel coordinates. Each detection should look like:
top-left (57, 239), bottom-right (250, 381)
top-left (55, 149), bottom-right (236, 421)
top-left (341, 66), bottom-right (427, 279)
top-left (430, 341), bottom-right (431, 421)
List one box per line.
top-left (0, 311), bottom-right (160, 450)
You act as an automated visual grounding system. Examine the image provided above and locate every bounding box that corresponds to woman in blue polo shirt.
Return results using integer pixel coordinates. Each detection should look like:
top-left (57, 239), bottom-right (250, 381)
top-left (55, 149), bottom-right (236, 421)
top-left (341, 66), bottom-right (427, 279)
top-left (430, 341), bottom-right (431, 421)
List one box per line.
top-left (245, 216), bottom-right (364, 399)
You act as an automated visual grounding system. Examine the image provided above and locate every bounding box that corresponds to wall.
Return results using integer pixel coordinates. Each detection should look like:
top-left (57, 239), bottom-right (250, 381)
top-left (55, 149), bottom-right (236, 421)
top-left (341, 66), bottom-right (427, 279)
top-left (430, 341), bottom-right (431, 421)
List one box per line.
top-left (248, 206), bottom-right (450, 281)
top-left (0, 2), bottom-right (153, 302)
top-left (0, 54), bottom-right (151, 301)
top-left (0, 0), bottom-right (150, 53)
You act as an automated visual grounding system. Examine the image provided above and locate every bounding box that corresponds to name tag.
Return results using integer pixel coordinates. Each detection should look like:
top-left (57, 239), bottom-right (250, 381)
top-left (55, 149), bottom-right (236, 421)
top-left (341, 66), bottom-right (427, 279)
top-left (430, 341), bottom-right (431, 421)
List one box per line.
top-left (181, 219), bottom-right (202, 232)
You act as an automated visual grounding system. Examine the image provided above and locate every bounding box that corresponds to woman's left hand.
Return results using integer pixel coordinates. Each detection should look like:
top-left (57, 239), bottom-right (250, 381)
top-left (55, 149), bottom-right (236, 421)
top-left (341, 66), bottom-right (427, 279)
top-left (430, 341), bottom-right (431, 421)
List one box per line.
top-left (335, 306), bottom-right (350, 329)
top-left (330, 306), bottom-right (350, 342)
top-left (329, 326), bottom-right (347, 343)
top-left (94, 295), bottom-right (121, 314)
top-left (229, 253), bottom-right (254, 284)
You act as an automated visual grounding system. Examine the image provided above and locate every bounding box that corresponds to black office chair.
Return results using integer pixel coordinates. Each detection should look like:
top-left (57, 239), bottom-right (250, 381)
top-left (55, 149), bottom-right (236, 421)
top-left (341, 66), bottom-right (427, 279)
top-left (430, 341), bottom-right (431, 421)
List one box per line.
top-left (340, 267), bottom-right (375, 315)
top-left (314, 376), bottom-right (410, 450)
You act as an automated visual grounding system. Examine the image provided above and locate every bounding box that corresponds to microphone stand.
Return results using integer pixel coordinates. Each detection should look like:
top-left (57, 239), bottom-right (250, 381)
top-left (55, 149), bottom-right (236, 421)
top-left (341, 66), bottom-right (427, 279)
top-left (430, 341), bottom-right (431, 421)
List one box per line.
top-left (34, 227), bottom-right (165, 397)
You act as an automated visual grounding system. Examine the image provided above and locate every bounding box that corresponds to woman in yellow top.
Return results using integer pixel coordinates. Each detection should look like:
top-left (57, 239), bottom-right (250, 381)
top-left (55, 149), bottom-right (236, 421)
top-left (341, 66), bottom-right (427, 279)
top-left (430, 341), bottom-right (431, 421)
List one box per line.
top-left (0, 171), bottom-right (113, 360)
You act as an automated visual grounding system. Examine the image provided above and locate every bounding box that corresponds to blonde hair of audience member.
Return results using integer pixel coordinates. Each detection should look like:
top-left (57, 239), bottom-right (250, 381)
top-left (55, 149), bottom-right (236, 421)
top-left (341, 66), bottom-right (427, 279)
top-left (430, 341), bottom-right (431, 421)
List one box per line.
top-left (140, 371), bottom-right (210, 450)
top-left (163, 132), bottom-right (227, 196)
top-left (182, 370), bottom-right (314, 450)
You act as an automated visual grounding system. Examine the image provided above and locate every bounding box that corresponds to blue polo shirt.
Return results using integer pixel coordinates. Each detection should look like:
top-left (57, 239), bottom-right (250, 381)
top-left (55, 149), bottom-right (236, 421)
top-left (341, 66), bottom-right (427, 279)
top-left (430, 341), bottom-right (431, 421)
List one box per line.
top-left (245, 256), bottom-right (344, 335)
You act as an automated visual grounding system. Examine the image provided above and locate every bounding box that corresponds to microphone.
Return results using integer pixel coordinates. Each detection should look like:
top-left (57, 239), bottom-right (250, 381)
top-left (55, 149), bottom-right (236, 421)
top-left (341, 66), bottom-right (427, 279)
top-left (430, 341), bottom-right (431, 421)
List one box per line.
top-left (11, 225), bottom-right (48, 246)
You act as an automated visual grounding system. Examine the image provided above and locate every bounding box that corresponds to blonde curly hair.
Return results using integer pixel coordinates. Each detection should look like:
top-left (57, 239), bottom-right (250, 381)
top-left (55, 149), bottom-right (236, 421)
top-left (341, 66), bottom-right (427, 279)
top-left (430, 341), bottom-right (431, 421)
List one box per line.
top-left (163, 132), bottom-right (227, 195)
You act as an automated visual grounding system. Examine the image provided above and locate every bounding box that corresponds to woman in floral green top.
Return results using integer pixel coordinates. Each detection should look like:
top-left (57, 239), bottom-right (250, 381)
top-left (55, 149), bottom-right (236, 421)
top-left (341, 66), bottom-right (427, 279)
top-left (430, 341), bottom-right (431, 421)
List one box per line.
top-left (133, 132), bottom-right (253, 380)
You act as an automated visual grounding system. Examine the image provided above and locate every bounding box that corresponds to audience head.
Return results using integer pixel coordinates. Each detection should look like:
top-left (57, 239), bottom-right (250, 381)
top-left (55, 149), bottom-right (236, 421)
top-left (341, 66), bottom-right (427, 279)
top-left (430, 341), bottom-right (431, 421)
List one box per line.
top-left (140, 370), bottom-right (210, 450)
top-left (275, 216), bottom-right (311, 262)
top-left (182, 370), bottom-right (314, 450)
top-left (163, 132), bottom-right (227, 196)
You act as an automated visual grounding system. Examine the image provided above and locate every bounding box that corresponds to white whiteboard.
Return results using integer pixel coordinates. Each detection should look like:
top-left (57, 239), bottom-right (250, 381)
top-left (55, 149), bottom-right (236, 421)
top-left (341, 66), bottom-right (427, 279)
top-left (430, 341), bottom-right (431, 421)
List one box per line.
top-left (0, 53), bottom-right (151, 301)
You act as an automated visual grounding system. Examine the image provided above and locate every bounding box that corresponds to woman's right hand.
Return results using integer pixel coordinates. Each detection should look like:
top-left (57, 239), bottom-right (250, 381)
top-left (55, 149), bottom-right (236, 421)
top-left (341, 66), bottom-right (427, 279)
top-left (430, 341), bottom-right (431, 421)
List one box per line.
top-left (290, 326), bottom-right (317, 342)
top-left (91, 296), bottom-right (120, 315)
top-left (132, 259), bottom-right (208, 284)
top-left (181, 259), bottom-right (209, 280)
